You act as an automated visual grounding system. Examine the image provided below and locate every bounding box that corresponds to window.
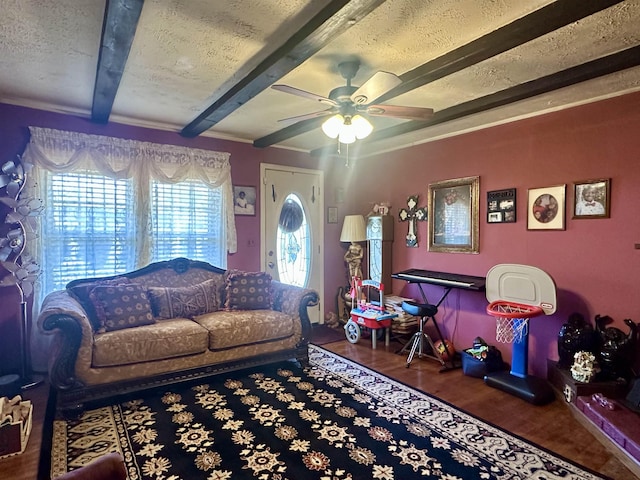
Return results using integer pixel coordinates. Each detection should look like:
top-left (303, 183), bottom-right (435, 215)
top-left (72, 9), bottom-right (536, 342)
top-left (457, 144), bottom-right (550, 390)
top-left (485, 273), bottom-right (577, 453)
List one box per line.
top-left (42, 172), bottom-right (136, 293)
top-left (276, 194), bottom-right (311, 287)
top-left (23, 127), bottom-right (235, 303)
top-left (152, 181), bottom-right (224, 262)
top-left (40, 171), bottom-right (226, 296)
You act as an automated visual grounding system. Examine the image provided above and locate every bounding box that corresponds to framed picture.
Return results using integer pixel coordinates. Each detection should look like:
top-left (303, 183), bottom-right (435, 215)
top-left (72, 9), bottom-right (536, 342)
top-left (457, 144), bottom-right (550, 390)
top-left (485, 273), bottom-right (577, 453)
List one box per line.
top-left (233, 185), bottom-right (256, 216)
top-left (573, 178), bottom-right (610, 219)
top-left (327, 206), bottom-right (338, 224)
top-left (527, 185), bottom-right (565, 230)
top-left (428, 176), bottom-right (480, 253)
top-left (487, 188), bottom-right (516, 223)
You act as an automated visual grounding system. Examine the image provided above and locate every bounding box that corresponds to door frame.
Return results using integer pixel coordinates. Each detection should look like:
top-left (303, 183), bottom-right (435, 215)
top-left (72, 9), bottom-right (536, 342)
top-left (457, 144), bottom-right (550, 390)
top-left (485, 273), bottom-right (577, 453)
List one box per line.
top-left (260, 163), bottom-right (325, 323)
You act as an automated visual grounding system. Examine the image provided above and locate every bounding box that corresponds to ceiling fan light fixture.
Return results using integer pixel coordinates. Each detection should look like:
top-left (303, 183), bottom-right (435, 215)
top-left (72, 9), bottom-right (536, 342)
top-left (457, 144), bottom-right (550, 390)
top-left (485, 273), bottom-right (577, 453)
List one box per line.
top-left (321, 114), bottom-right (344, 139)
top-left (322, 113), bottom-right (372, 144)
top-left (352, 114), bottom-right (373, 139)
top-left (338, 125), bottom-right (357, 144)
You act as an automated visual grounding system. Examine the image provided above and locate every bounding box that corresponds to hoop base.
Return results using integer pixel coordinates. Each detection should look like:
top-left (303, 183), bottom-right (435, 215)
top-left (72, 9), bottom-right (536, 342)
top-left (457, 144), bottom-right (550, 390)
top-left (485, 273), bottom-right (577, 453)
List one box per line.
top-left (484, 371), bottom-right (555, 405)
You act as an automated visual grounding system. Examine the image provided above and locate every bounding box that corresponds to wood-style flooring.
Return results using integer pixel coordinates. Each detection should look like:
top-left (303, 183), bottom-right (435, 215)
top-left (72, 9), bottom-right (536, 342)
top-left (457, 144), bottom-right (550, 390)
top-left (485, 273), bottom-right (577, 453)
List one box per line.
top-left (323, 339), bottom-right (638, 480)
top-left (1, 338), bottom-right (637, 479)
top-left (0, 380), bottom-right (49, 480)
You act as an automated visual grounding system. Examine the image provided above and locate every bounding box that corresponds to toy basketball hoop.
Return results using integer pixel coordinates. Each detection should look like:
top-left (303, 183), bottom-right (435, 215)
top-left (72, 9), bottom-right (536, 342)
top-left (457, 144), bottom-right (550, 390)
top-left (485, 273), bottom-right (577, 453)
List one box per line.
top-left (487, 300), bottom-right (543, 344)
top-left (484, 264), bottom-right (557, 405)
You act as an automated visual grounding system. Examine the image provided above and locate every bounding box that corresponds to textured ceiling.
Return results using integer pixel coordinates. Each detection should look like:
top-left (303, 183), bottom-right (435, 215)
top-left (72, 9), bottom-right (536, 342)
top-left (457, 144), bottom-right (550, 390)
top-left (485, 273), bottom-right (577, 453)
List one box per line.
top-left (1, 0), bottom-right (639, 157)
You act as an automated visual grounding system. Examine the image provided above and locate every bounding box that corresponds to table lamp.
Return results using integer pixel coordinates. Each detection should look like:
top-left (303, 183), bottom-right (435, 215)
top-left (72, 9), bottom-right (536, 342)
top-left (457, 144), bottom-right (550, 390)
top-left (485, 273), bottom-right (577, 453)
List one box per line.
top-left (340, 214), bottom-right (367, 288)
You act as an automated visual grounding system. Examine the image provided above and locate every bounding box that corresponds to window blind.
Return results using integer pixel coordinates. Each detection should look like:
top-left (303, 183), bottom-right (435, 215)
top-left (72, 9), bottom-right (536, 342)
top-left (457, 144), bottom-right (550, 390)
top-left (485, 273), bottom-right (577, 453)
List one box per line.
top-left (152, 181), bottom-right (224, 264)
top-left (42, 172), bottom-right (137, 293)
top-left (41, 172), bottom-right (225, 295)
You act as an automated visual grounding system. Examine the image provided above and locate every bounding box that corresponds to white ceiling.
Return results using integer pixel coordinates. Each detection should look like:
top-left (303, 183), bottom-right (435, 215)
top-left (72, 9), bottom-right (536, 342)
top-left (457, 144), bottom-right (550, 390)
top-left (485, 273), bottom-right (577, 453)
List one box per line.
top-left (1, 0), bottom-right (640, 157)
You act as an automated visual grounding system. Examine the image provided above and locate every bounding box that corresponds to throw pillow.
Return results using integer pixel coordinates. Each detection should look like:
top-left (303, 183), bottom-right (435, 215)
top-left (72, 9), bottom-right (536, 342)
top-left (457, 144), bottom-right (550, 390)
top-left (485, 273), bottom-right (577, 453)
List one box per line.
top-left (89, 283), bottom-right (155, 332)
top-left (67, 277), bottom-right (131, 331)
top-left (225, 271), bottom-right (272, 310)
top-left (147, 279), bottom-right (219, 319)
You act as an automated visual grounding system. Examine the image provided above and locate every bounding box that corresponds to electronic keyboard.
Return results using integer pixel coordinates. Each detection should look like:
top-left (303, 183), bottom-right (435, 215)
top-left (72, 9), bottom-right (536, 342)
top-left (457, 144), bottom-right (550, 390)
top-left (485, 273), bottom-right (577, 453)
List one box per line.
top-left (392, 268), bottom-right (486, 291)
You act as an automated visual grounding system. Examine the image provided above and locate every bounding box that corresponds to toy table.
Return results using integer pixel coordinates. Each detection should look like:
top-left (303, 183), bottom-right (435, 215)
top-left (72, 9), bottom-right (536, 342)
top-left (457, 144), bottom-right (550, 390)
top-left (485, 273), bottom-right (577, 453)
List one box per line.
top-left (344, 278), bottom-right (397, 349)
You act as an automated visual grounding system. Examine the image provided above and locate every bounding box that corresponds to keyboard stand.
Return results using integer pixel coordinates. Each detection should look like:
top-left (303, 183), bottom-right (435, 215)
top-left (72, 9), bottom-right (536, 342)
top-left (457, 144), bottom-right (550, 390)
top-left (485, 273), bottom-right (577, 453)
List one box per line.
top-left (397, 285), bottom-right (461, 372)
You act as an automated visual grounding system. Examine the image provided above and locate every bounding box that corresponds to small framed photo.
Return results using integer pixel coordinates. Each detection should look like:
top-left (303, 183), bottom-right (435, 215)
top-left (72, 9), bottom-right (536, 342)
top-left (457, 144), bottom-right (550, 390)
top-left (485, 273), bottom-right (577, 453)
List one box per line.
top-left (488, 211), bottom-right (503, 223)
top-left (573, 178), bottom-right (610, 219)
top-left (327, 206), bottom-right (338, 224)
top-left (233, 185), bottom-right (256, 216)
top-left (527, 185), bottom-right (566, 230)
top-left (487, 188), bottom-right (516, 223)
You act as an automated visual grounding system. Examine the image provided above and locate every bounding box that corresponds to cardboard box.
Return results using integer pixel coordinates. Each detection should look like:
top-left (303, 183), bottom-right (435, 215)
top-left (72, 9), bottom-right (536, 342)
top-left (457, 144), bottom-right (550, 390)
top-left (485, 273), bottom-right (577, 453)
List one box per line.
top-left (0, 396), bottom-right (33, 459)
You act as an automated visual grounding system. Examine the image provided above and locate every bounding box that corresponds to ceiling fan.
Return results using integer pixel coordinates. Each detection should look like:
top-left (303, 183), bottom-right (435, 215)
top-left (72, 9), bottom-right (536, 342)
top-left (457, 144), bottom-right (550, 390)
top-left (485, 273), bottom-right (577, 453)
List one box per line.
top-left (271, 61), bottom-right (434, 144)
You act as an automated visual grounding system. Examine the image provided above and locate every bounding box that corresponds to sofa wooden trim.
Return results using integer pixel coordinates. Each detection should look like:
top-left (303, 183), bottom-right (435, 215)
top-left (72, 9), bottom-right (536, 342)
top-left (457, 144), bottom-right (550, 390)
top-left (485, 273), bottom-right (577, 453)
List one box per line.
top-left (39, 258), bottom-right (319, 413)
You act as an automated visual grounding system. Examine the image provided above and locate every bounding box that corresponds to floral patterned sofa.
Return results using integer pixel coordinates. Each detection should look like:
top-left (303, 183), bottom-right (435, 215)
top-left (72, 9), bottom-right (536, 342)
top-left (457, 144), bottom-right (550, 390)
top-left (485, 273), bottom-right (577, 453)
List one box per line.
top-left (38, 258), bottom-right (319, 413)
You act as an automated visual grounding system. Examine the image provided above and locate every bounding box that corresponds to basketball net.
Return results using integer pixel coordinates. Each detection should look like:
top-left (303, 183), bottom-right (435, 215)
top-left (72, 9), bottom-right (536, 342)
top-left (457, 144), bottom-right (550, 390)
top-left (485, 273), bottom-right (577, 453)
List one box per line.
top-left (487, 301), bottom-right (543, 344)
top-left (496, 317), bottom-right (528, 343)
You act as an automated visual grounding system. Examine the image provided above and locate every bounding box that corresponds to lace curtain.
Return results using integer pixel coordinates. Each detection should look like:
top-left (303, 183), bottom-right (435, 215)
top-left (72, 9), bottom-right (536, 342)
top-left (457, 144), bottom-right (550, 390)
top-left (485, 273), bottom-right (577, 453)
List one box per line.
top-left (22, 127), bottom-right (237, 261)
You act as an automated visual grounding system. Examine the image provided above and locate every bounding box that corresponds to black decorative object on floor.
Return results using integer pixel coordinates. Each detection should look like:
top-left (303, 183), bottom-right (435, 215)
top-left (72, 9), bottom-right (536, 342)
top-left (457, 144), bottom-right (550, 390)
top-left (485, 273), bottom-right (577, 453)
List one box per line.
top-left (595, 314), bottom-right (638, 381)
top-left (48, 345), bottom-right (609, 479)
top-left (557, 312), bottom-right (597, 368)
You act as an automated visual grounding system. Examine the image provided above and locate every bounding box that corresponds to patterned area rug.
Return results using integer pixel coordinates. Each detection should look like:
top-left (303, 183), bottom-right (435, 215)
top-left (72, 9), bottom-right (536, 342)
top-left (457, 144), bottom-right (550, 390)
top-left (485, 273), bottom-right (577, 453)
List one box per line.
top-left (49, 345), bottom-right (608, 479)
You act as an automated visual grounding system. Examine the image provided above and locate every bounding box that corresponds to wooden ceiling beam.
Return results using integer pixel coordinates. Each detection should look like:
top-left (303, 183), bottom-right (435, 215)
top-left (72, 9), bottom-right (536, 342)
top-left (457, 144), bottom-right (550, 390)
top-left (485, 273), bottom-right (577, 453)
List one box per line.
top-left (310, 45), bottom-right (640, 158)
top-left (256, 0), bottom-right (624, 149)
top-left (375, 0), bottom-right (624, 104)
top-left (253, 117), bottom-right (326, 149)
top-left (181, 0), bottom-right (387, 138)
top-left (91, 0), bottom-right (144, 124)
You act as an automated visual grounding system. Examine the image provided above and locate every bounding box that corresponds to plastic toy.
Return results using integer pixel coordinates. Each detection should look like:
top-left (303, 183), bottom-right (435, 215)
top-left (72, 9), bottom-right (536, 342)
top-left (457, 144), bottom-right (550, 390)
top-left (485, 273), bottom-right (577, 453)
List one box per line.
top-left (434, 339), bottom-right (455, 362)
top-left (344, 278), bottom-right (397, 349)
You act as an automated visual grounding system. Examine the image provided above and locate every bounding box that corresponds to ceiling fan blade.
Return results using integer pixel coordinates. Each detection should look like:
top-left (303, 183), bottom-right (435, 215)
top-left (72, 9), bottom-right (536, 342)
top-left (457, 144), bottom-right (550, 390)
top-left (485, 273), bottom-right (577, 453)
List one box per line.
top-left (350, 71), bottom-right (402, 105)
top-left (277, 108), bottom-right (335, 123)
top-left (271, 84), bottom-right (337, 106)
top-left (362, 104), bottom-right (434, 120)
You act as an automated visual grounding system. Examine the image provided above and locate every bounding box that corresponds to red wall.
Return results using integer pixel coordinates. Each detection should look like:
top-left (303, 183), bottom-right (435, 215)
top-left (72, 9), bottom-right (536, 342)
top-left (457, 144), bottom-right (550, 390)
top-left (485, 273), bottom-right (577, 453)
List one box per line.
top-left (325, 91), bottom-right (640, 376)
top-left (2, 91), bottom-right (640, 378)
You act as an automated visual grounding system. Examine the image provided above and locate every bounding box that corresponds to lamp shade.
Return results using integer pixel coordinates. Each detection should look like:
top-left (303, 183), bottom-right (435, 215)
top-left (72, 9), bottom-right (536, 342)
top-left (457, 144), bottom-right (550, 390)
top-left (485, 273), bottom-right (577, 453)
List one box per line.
top-left (322, 114), bottom-right (373, 144)
top-left (338, 124), bottom-right (356, 144)
top-left (352, 114), bottom-right (373, 139)
top-left (340, 215), bottom-right (367, 242)
top-left (321, 114), bottom-right (344, 139)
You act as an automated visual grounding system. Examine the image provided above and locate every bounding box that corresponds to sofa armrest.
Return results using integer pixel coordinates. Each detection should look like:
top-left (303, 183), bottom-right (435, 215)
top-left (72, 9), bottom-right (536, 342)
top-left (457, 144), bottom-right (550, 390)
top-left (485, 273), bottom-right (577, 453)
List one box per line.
top-left (37, 290), bottom-right (93, 390)
top-left (270, 280), bottom-right (319, 343)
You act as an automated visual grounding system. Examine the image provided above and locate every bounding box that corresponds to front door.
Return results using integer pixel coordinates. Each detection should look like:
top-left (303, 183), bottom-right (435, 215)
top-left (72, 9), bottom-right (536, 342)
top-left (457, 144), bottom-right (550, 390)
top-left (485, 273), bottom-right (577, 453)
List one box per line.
top-left (261, 164), bottom-right (323, 324)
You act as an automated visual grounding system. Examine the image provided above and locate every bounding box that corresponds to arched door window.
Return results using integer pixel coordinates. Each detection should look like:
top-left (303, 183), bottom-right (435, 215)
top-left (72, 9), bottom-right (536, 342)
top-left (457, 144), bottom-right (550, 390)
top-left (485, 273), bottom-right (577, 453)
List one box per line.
top-left (276, 194), bottom-right (311, 287)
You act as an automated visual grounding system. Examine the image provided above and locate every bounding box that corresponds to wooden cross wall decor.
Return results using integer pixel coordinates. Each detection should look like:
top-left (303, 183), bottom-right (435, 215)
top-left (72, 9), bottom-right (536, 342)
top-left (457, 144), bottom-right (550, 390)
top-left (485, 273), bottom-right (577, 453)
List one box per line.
top-left (398, 195), bottom-right (427, 247)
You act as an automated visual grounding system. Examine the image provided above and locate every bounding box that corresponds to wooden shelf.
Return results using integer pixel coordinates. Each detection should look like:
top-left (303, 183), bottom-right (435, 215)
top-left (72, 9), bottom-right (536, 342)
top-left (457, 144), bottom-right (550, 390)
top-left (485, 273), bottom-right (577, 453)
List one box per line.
top-left (547, 360), bottom-right (627, 404)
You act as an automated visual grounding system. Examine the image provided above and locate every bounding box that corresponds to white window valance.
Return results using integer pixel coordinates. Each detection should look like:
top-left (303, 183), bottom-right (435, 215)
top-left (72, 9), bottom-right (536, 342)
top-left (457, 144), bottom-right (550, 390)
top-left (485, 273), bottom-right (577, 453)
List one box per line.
top-left (22, 127), bottom-right (237, 254)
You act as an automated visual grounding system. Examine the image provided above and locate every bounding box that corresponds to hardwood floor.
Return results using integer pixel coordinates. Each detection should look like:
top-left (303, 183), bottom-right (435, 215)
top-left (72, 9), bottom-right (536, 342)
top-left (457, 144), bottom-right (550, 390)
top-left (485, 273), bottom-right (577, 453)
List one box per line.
top-left (323, 339), bottom-right (638, 480)
top-left (2, 340), bottom-right (637, 479)
top-left (0, 380), bottom-right (50, 480)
